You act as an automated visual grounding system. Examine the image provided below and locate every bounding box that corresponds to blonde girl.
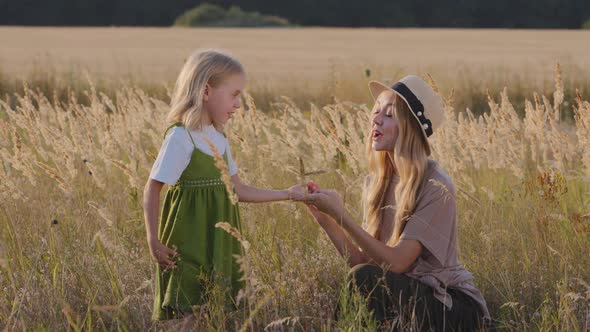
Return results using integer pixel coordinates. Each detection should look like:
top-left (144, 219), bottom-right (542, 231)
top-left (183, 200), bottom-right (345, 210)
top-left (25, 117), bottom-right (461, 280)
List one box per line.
top-left (143, 49), bottom-right (301, 320)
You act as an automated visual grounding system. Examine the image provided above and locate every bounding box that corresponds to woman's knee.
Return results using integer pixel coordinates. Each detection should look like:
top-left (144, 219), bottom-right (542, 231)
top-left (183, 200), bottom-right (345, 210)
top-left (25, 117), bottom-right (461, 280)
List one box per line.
top-left (385, 271), bottom-right (413, 289)
top-left (348, 264), bottom-right (383, 290)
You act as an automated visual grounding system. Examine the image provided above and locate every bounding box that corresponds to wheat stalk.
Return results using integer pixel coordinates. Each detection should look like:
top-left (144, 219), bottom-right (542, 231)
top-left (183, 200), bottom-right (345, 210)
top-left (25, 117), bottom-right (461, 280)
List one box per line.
top-left (215, 221), bottom-right (251, 251)
top-left (203, 136), bottom-right (239, 205)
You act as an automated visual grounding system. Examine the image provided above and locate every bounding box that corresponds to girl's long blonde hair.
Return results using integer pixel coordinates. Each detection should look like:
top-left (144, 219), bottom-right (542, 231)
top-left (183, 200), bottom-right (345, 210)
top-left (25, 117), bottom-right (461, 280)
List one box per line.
top-left (365, 93), bottom-right (431, 246)
top-left (167, 49), bottom-right (244, 130)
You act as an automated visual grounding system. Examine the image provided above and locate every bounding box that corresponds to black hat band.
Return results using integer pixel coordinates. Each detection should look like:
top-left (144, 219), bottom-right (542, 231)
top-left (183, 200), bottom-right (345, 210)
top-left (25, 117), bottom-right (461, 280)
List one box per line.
top-left (391, 82), bottom-right (433, 137)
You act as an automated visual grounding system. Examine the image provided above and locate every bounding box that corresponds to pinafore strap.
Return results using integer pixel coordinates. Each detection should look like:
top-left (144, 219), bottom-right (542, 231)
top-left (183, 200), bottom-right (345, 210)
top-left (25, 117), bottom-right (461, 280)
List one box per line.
top-left (164, 122), bottom-right (198, 149)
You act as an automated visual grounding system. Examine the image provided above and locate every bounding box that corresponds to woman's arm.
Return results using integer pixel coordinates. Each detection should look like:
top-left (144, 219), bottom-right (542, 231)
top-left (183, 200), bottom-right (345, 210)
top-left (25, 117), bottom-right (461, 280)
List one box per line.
top-left (143, 179), bottom-right (178, 268)
top-left (231, 174), bottom-right (302, 202)
top-left (338, 209), bottom-right (422, 273)
top-left (305, 190), bottom-right (422, 273)
top-left (307, 205), bottom-right (370, 267)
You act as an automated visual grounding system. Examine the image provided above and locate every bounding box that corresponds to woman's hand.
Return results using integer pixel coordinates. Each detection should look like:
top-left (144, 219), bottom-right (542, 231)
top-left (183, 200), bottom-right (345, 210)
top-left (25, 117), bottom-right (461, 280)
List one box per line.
top-left (148, 238), bottom-right (179, 270)
top-left (305, 188), bottom-right (346, 220)
top-left (303, 181), bottom-right (327, 221)
top-left (293, 181), bottom-right (345, 221)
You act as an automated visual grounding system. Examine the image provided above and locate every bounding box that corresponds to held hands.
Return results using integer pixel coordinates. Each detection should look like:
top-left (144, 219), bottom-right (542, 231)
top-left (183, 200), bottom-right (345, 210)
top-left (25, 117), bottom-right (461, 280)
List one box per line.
top-left (293, 181), bottom-right (346, 221)
top-left (307, 188), bottom-right (346, 220)
top-left (148, 238), bottom-right (179, 270)
top-left (303, 181), bottom-right (324, 221)
top-left (287, 184), bottom-right (308, 201)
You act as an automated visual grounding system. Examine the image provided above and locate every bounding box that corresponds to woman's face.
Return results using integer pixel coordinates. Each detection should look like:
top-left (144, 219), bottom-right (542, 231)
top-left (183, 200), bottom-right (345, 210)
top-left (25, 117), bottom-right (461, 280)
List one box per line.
top-left (371, 91), bottom-right (399, 152)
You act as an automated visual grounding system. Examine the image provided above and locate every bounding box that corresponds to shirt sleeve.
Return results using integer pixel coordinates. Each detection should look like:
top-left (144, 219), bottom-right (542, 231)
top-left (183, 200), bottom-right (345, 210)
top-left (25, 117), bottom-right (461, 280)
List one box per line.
top-left (225, 139), bottom-right (238, 176)
top-left (400, 180), bottom-right (456, 266)
top-left (149, 127), bottom-right (193, 185)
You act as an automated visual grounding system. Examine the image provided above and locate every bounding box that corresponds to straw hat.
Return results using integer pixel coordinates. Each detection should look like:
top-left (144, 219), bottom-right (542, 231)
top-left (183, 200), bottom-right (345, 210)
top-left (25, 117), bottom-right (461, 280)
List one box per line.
top-left (369, 75), bottom-right (445, 140)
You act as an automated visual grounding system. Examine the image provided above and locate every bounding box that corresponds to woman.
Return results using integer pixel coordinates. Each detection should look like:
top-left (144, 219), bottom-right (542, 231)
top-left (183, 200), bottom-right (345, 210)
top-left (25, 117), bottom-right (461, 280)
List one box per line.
top-left (296, 75), bottom-right (492, 330)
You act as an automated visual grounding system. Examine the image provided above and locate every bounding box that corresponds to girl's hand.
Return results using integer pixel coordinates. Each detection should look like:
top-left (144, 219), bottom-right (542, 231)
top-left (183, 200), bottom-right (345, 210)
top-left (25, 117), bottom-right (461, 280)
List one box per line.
top-left (287, 184), bottom-right (307, 201)
top-left (148, 239), bottom-right (179, 270)
top-left (290, 181), bottom-right (342, 223)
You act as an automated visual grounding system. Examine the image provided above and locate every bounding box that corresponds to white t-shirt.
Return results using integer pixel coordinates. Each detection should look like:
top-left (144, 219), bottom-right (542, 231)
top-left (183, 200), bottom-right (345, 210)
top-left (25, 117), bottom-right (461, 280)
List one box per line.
top-left (149, 125), bottom-right (238, 185)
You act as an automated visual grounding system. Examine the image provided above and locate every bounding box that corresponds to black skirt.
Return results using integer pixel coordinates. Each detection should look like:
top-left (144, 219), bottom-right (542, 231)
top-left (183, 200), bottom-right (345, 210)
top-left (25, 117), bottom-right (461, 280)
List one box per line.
top-left (337, 264), bottom-right (494, 331)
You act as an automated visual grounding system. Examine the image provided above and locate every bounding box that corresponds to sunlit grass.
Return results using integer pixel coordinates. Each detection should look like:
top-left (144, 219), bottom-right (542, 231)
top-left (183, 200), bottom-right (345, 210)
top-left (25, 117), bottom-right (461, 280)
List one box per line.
top-left (0, 64), bottom-right (589, 330)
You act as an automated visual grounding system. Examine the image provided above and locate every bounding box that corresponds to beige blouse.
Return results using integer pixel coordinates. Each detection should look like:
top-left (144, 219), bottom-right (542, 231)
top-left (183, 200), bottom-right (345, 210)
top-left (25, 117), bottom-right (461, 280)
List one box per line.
top-left (362, 160), bottom-right (490, 320)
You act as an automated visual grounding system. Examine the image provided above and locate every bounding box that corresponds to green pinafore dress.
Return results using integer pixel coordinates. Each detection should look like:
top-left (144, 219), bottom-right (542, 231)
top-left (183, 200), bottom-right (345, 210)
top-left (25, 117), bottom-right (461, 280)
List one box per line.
top-left (152, 124), bottom-right (244, 320)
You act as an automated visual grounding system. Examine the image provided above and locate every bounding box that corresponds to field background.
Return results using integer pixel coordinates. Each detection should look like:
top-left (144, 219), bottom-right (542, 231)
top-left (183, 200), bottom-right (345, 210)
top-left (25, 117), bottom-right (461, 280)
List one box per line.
top-left (1, 27), bottom-right (590, 331)
top-left (2, 27), bottom-right (590, 112)
top-left (3, 28), bottom-right (590, 80)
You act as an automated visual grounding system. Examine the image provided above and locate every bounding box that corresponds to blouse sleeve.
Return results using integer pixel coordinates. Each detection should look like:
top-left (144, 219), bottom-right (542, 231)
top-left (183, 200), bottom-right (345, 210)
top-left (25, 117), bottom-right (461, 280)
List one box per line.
top-left (400, 179), bottom-right (457, 266)
top-left (149, 126), bottom-right (193, 185)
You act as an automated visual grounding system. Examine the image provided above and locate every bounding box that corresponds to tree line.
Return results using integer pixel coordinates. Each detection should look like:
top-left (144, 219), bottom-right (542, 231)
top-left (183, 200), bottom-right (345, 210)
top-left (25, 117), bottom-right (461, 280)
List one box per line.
top-left (1, 0), bottom-right (589, 29)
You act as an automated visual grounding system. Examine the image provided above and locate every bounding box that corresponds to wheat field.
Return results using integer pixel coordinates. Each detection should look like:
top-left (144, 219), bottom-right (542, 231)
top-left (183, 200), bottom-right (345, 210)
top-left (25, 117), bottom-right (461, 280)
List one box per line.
top-left (2, 27), bottom-right (590, 79)
top-left (2, 27), bottom-right (590, 119)
top-left (0, 28), bottom-right (590, 331)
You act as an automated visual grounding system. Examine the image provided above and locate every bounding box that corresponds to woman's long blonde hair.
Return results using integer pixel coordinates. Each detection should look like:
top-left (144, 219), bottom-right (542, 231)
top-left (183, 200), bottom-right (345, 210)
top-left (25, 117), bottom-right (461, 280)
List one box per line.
top-left (365, 93), bottom-right (431, 246)
top-left (167, 49), bottom-right (244, 130)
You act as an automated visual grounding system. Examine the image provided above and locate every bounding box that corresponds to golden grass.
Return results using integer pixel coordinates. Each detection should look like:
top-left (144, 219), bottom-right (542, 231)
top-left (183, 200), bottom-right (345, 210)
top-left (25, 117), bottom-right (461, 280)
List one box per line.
top-left (203, 136), bottom-right (239, 205)
top-left (2, 27), bottom-right (590, 81)
top-left (0, 54), bottom-right (589, 329)
top-left (2, 27), bottom-right (590, 114)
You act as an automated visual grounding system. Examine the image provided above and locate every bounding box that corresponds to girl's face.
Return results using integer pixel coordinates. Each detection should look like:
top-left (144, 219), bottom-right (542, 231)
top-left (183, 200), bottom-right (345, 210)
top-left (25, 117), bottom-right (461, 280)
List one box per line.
top-left (203, 72), bottom-right (247, 127)
top-left (371, 91), bottom-right (399, 152)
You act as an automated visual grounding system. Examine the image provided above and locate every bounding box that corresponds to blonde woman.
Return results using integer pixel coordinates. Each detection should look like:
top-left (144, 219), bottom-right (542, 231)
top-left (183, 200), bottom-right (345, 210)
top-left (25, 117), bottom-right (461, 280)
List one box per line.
top-left (143, 49), bottom-right (302, 320)
top-left (297, 76), bottom-right (492, 330)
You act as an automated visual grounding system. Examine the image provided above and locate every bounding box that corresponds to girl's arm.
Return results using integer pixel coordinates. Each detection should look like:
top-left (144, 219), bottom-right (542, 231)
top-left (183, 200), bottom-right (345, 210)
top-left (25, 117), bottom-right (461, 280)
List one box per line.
top-left (231, 174), bottom-right (302, 202)
top-left (306, 204), bottom-right (370, 267)
top-left (143, 179), bottom-right (178, 268)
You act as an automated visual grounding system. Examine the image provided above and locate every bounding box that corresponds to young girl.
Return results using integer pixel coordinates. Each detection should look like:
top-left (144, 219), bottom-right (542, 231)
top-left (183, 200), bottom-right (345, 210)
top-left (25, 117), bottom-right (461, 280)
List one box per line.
top-left (143, 49), bottom-right (302, 320)
top-left (298, 75), bottom-right (492, 330)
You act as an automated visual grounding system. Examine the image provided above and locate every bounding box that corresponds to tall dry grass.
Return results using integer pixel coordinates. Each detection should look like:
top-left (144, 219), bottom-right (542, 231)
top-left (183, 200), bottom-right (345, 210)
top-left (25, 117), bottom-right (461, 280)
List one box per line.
top-left (2, 61), bottom-right (590, 121)
top-left (0, 64), bottom-right (589, 330)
